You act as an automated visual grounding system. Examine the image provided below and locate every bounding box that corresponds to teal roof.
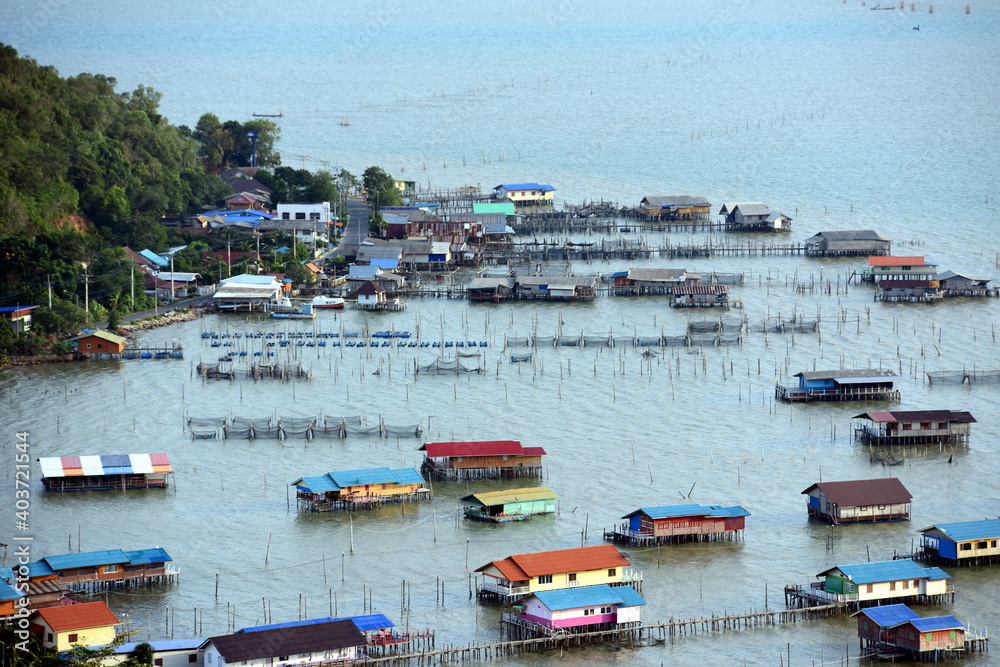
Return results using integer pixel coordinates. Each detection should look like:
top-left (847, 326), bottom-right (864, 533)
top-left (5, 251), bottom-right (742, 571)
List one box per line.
top-left (821, 559), bottom-right (949, 584)
top-left (294, 468), bottom-right (424, 491)
top-left (623, 504), bottom-right (750, 520)
top-left (529, 584), bottom-right (645, 611)
top-left (921, 518), bottom-right (1000, 542)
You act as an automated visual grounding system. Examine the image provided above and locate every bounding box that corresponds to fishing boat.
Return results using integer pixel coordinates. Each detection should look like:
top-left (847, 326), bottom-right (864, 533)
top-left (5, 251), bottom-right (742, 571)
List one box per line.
top-left (267, 297), bottom-right (316, 319)
top-left (311, 295), bottom-right (345, 309)
top-left (271, 305), bottom-right (315, 320)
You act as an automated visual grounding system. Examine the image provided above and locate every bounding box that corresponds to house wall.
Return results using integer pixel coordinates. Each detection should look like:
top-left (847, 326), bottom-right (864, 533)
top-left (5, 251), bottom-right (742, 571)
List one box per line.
top-left (277, 202), bottom-right (332, 222)
top-left (43, 624), bottom-right (117, 651)
top-left (338, 482), bottom-right (421, 498)
top-left (954, 537), bottom-right (1000, 561)
top-left (650, 516), bottom-right (728, 537)
top-left (849, 577), bottom-right (945, 601)
top-left (499, 188), bottom-right (554, 202)
top-left (617, 605), bottom-right (642, 624)
top-left (550, 608), bottom-right (616, 629)
top-left (835, 503), bottom-right (909, 521)
top-left (105, 649), bottom-right (204, 667)
top-left (203, 643), bottom-right (354, 667)
top-left (527, 567), bottom-right (625, 593)
top-left (447, 455), bottom-right (542, 470)
top-left (504, 499), bottom-right (555, 515)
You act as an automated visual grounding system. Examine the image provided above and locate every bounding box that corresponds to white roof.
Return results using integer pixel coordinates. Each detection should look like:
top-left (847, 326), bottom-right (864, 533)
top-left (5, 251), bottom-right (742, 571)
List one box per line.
top-left (220, 274), bottom-right (280, 285)
top-left (154, 272), bottom-right (200, 282)
top-left (348, 265), bottom-right (379, 279)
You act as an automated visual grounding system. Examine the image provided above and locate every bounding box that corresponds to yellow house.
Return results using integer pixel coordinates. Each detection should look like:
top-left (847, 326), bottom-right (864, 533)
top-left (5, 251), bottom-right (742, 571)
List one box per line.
top-left (493, 183), bottom-right (555, 203)
top-left (393, 179), bottom-right (417, 193)
top-left (31, 601), bottom-right (120, 650)
top-left (475, 544), bottom-right (642, 604)
top-left (292, 467), bottom-right (430, 511)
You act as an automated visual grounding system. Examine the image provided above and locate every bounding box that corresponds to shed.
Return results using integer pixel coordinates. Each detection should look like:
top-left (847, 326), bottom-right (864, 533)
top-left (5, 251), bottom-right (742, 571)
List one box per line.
top-left (67, 330), bottom-right (127, 358)
top-left (461, 487), bottom-right (557, 522)
top-left (801, 478), bottom-right (912, 524)
top-left (804, 230), bottom-right (891, 256)
top-left (38, 453), bottom-right (173, 491)
top-left (671, 284), bottom-right (729, 307)
top-left (919, 518), bottom-right (1000, 565)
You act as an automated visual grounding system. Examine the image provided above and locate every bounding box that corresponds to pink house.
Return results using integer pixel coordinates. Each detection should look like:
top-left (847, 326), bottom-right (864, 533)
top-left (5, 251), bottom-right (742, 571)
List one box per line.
top-left (503, 584), bottom-right (645, 637)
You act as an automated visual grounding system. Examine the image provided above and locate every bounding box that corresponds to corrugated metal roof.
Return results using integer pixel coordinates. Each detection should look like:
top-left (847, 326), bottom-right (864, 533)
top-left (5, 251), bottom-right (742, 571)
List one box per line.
top-left (241, 617), bottom-right (337, 632)
top-left (45, 550), bottom-right (128, 571)
top-left (642, 195), bottom-right (710, 208)
top-left (370, 258), bottom-right (400, 270)
top-left (722, 202), bottom-right (770, 216)
top-left (0, 566), bottom-right (13, 580)
top-left (296, 468), bottom-right (424, 491)
top-left (332, 613), bottom-right (395, 632)
top-left (293, 475), bottom-right (340, 493)
top-left (801, 478), bottom-right (911, 506)
top-left (911, 615), bottom-right (964, 631)
top-left (673, 285), bottom-right (729, 295)
top-left (529, 584), bottom-right (645, 611)
top-left (510, 545), bottom-right (629, 578)
top-left (523, 446), bottom-right (547, 456)
top-left (919, 518), bottom-right (1000, 543)
top-left (857, 603), bottom-right (918, 628)
top-left (38, 453), bottom-right (172, 478)
top-left (26, 560), bottom-right (57, 577)
top-left (111, 639), bottom-right (206, 654)
top-left (220, 273), bottom-right (279, 285)
top-left (125, 548), bottom-right (172, 565)
top-left (467, 277), bottom-right (516, 290)
top-left (820, 559), bottom-right (947, 585)
top-left (420, 441), bottom-right (531, 457)
top-left (207, 620), bottom-right (366, 661)
top-left (795, 368), bottom-right (900, 381)
top-left (0, 580), bottom-right (24, 601)
top-left (623, 504), bottom-right (750, 520)
top-left (867, 256), bottom-right (928, 266)
top-left (461, 487), bottom-right (557, 507)
top-left (35, 601), bottom-right (120, 631)
top-left (806, 230), bottom-right (889, 241)
top-left (348, 265), bottom-right (379, 279)
top-left (934, 270), bottom-right (992, 282)
top-left (854, 410), bottom-right (976, 424)
top-left (495, 183), bottom-right (555, 192)
top-left (627, 268), bottom-right (687, 282)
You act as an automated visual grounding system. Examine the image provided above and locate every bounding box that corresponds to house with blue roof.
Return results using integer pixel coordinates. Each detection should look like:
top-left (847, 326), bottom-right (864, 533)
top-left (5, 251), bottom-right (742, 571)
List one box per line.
top-left (503, 584), bottom-right (645, 637)
top-left (919, 518), bottom-right (1000, 566)
top-left (493, 183), bottom-right (556, 207)
top-left (812, 559), bottom-right (952, 607)
top-left (19, 547), bottom-right (175, 592)
top-left (291, 467), bottom-right (429, 511)
top-left (856, 603), bottom-right (982, 660)
top-left (607, 504), bottom-right (750, 545)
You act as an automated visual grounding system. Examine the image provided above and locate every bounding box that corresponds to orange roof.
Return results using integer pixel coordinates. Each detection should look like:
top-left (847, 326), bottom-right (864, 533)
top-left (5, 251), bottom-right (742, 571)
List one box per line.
top-left (868, 256), bottom-right (925, 266)
top-left (35, 601), bottom-right (119, 632)
top-left (476, 545), bottom-right (629, 580)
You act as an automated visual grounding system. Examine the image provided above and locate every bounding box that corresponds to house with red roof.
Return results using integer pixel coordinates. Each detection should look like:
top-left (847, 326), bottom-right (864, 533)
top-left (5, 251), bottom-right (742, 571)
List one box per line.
top-left (418, 440), bottom-right (546, 481)
top-left (30, 601), bottom-right (120, 650)
top-left (853, 410), bottom-right (975, 446)
top-left (802, 478), bottom-right (912, 525)
top-left (475, 545), bottom-right (641, 605)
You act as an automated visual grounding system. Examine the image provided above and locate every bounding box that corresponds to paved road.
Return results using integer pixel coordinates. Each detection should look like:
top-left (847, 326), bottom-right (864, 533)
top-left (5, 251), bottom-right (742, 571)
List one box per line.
top-left (323, 198), bottom-right (370, 261)
top-left (94, 295), bottom-right (212, 330)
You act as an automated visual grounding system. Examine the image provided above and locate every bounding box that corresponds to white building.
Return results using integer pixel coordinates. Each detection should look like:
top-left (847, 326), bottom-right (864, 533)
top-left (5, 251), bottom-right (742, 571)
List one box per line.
top-left (200, 619), bottom-right (366, 667)
top-left (276, 202), bottom-right (332, 223)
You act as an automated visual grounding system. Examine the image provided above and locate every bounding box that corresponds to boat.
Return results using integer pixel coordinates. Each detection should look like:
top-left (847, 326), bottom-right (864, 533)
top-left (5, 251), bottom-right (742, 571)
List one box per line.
top-left (271, 307), bottom-right (315, 320)
top-left (268, 297), bottom-right (316, 319)
top-left (311, 295), bottom-right (345, 309)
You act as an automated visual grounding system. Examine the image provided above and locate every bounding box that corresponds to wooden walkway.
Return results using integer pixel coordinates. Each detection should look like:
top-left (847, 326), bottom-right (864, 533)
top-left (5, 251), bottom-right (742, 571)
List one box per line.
top-left (348, 604), bottom-right (842, 665)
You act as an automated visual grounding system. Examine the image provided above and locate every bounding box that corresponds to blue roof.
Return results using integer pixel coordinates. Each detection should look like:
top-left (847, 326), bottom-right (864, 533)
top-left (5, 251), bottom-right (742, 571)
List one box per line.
top-left (0, 305), bottom-right (39, 313)
top-left (0, 580), bottom-right (25, 601)
top-left (923, 518), bottom-right (1000, 542)
top-left (296, 468), bottom-right (424, 492)
top-left (331, 614), bottom-right (395, 632)
top-left (610, 271), bottom-right (629, 278)
top-left (294, 475), bottom-right (341, 493)
top-left (624, 504), bottom-right (751, 520)
top-left (140, 249), bottom-right (169, 267)
top-left (0, 566), bottom-right (13, 580)
top-left (240, 617), bottom-right (336, 633)
top-left (912, 615), bottom-right (964, 631)
top-left (371, 258), bottom-right (400, 270)
top-left (45, 549), bottom-right (128, 571)
top-left (859, 604), bottom-right (918, 627)
top-left (25, 560), bottom-right (57, 578)
top-left (125, 548), bottom-right (172, 565)
top-left (530, 585), bottom-right (645, 611)
top-left (204, 209), bottom-right (273, 219)
top-left (496, 183), bottom-right (555, 192)
top-left (823, 559), bottom-right (949, 584)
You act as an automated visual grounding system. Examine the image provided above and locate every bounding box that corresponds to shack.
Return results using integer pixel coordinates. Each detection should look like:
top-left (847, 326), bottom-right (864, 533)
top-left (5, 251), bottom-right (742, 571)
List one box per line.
top-left (640, 195), bottom-right (711, 221)
top-left (466, 276), bottom-right (516, 302)
top-left (291, 467), bottom-right (429, 511)
top-left (354, 281), bottom-right (406, 311)
top-left (776, 368), bottom-right (901, 402)
top-left (502, 584), bottom-right (645, 638)
top-left (67, 330), bottom-right (127, 359)
top-left (786, 559), bottom-right (952, 609)
top-left (419, 440), bottom-right (546, 480)
top-left (670, 284), bottom-right (730, 307)
top-left (613, 268), bottom-right (691, 295)
top-left (918, 518), bottom-right (1000, 566)
top-left (475, 544), bottom-right (641, 605)
top-left (875, 279), bottom-right (942, 302)
top-left (856, 604), bottom-right (985, 662)
top-left (804, 230), bottom-right (891, 257)
top-left (38, 453), bottom-right (173, 491)
top-left (514, 276), bottom-right (598, 301)
top-left (461, 487), bottom-right (557, 522)
top-left (605, 504), bottom-right (750, 545)
top-left (718, 202), bottom-right (791, 231)
top-left (801, 478), bottom-right (912, 524)
top-left (853, 410), bottom-right (975, 446)
top-left (934, 270), bottom-right (996, 297)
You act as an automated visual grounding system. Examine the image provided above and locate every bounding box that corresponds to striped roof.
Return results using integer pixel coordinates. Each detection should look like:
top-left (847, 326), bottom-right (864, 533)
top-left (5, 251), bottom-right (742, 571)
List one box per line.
top-left (868, 256), bottom-right (931, 266)
top-left (673, 285), bottom-right (729, 295)
top-left (38, 454), bottom-right (172, 479)
top-left (801, 478), bottom-right (911, 507)
top-left (293, 468), bottom-right (424, 492)
top-left (419, 441), bottom-right (545, 458)
top-left (919, 518), bottom-right (1000, 543)
top-left (854, 410), bottom-right (975, 424)
top-left (526, 584), bottom-right (645, 611)
top-left (461, 487), bottom-right (557, 507)
top-left (623, 504), bottom-right (751, 520)
top-left (476, 545), bottom-right (629, 580)
top-left (35, 601), bottom-right (120, 632)
top-left (819, 559), bottom-right (950, 584)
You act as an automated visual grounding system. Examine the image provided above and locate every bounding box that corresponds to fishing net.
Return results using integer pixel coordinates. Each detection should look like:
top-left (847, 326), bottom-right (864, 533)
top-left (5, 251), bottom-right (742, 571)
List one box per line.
top-left (417, 357), bottom-right (484, 374)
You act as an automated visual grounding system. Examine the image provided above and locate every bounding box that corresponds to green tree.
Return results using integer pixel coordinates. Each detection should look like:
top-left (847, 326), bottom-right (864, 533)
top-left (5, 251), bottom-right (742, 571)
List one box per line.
top-left (122, 642), bottom-right (155, 667)
top-left (32, 298), bottom-right (94, 338)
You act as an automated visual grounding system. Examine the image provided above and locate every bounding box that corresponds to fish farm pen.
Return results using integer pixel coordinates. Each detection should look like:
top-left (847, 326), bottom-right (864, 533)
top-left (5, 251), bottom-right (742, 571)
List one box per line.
top-left (186, 415), bottom-right (423, 440)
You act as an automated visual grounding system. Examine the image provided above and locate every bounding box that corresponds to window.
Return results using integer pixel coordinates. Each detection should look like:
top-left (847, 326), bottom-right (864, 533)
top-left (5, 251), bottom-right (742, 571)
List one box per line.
top-left (902, 423), bottom-right (912, 431)
top-left (47, 633), bottom-right (53, 643)
top-left (925, 632), bottom-right (933, 642)
top-left (992, 540), bottom-right (997, 548)
top-left (902, 580), bottom-right (909, 589)
top-left (600, 606), bottom-right (612, 614)
top-left (860, 506), bottom-right (869, 512)
top-left (961, 543), bottom-right (973, 551)
top-left (295, 212), bottom-right (306, 220)
top-left (310, 213), bottom-right (321, 221)
top-left (103, 564), bottom-right (118, 573)
top-left (155, 660), bottom-right (163, 666)
top-left (68, 634), bottom-right (78, 643)
top-left (866, 584), bottom-right (873, 593)
top-left (950, 630), bottom-right (957, 640)
top-left (889, 581), bottom-right (896, 591)
top-left (282, 212), bottom-right (290, 220)
top-left (538, 574), bottom-right (552, 584)
top-left (279, 658), bottom-right (289, 662)
top-left (913, 579), bottom-right (919, 588)
top-left (878, 505), bottom-right (886, 510)
top-left (863, 621), bottom-right (869, 631)
top-left (608, 568), bottom-right (617, 577)
top-left (86, 343), bottom-right (92, 349)
top-left (977, 541), bottom-right (988, 549)
top-left (902, 266), bottom-right (912, 271)
top-left (568, 573), bottom-right (577, 582)
top-left (189, 655), bottom-right (198, 663)
top-left (920, 422), bottom-right (931, 430)
top-left (583, 608), bottom-right (594, 616)
top-left (938, 422), bottom-right (948, 429)
top-left (909, 631), bottom-right (916, 640)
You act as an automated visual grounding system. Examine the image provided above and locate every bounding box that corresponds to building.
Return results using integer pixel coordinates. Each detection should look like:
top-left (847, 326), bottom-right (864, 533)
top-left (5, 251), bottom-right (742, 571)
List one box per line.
top-left (0, 305), bottom-right (39, 333)
top-left (671, 284), bottom-right (730, 307)
top-left (605, 504), bottom-right (750, 545)
top-left (237, 614), bottom-right (432, 654)
top-left (613, 268), bottom-right (692, 295)
top-left (513, 275), bottom-right (598, 301)
top-left (775, 368), bottom-right (901, 402)
top-left (100, 639), bottom-right (206, 667)
top-left (919, 518), bottom-right (1000, 566)
top-left (30, 601), bottom-right (120, 650)
top-left (502, 584), bottom-right (646, 638)
top-left (67, 330), bottom-right (128, 358)
top-left (466, 276), bottom-right (516, 301)
top-left (875, 279), bottom-right (943, 302)
top-left (146, 271), bottom-right (201, 301)
top-left (804, 230), bottom-right (891, 256)
top-left (791, 559), bottom-right (952, 608)
top-left (291, 467), bottom-right (429, 511)
top-left (934, 270), bottom-right (995, 296)
top-left (276, 202), bottom-right (332, 223)
top-left (25, 548), bottom-right (175, 592)
top-left (213, 274), bottom-right (283, 312)
top-left (856, 604), bottom-right (985, 661)
top-left (393, 179), bottom-right (417, 193)
top-left (640, 195), bottom-right (711, 221)
top-left (856, 256), bottom-right (939, 283)
top-left (473, 201), bottom-right (516, 215)
top-left (718, 202), bottom-right (791, 231)
top-left (201, 619), bottom-right (367, 667)
top-left (0, 579), bottom-right (26, 619)
top-left (38, 453), bottom-right (173, 491)
top-left (475, 544), bottom-right (642, 604)
top-left (354, 281), bottom-right (406, 311)
top-left (853, 410), bottom-right (975, 446)
top-left (461, 487), bottom-right (557, 522)
top-left (801, 478), bottom-right (912, 524)
top-left (419, 440), bottom-right (546, 481)
top-left (493, 183), bottom-right (555, 206)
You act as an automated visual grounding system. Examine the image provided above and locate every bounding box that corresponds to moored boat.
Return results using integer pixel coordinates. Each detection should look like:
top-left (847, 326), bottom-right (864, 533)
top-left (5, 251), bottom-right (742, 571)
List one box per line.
top-left (311, 295), bottom-right (345, 309)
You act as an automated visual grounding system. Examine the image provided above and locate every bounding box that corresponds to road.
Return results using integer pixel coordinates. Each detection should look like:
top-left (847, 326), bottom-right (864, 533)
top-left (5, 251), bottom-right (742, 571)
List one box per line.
top-left (322, 197), bottom-right (370, 262)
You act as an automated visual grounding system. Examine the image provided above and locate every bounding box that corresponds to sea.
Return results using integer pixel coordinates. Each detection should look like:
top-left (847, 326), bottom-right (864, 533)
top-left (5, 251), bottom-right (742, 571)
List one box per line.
top-left (2, 1), bottom-right (999, 664)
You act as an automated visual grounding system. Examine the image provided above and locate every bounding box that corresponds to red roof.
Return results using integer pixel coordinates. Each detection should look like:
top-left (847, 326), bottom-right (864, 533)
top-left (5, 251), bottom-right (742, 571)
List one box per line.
top-left (854, 410), bottom-right (976, 424)
top-left (35, 601), bottom-right (119, 632)
top-left (419, 441), bottom-right (546, 457)
top-left (801, 478), bottom-right (912, 506)
top-left (868, 256), bottom-right (926, 266)
top-left (476, 545), bottom-right (630, 580)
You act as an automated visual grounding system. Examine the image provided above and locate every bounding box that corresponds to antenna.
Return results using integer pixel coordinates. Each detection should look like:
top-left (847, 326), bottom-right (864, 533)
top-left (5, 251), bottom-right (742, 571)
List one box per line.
top-left (247, 130), bottom-right (259, 167)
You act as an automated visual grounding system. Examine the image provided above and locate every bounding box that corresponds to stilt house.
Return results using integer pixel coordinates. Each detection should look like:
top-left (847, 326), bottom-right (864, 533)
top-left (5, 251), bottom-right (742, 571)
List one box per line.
top-left (67, 330), bottom-right (127, 359)
top-left (853, 410), bottom-right (975, 446)
top-left (38, 453), bottom-right (173, 491)
top-left (32, 547), bottom-right (175, 590)
top-left (606, 504), bottom-right (750, 545)
top-left (813, 559), bottom-right (952, 606)
top-left (640, 195), bottom-right (711, 221)
top-left (801, 478), bottom-right (912, 524)
top-left (670, 284), bottom-right (730, 307)
top-left (201, 619), bottom-right (367, 667)
top-left (419, 440), bottom-right (546, 480)
top-left (461, 487), bottom-right (557, 522)
top-left (502, 584), bottom-right (646, 637)
top-left (856, 604), bottom-right (978, 661)
top-left (292, 467), bottom-right (428, 511)
top-left (719, 202), bottom-right (791, 231)
top-left (776, 368), bottom-right (900, 402)
top-left (804, 230), bottom-right (891, 256)
top-left (918, 518), bottom-right (1000, 566)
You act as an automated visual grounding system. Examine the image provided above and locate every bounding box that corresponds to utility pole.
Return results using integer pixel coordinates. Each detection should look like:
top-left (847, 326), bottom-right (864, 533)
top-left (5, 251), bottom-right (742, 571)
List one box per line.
top-left (170, 254), bottom-right (175, 305)
top-left (47, 275), bottom-right (53, 308)
top-left (130, 267), bottom-right (134, 309)
top-left (82, 263), bottom-right (90, 314)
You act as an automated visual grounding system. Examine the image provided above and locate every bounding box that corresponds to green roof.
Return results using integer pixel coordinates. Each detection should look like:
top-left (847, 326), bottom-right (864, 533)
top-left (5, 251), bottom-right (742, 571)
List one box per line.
top-left (473, 202), bottom-right (516, 215)
top-left (461, 487), bottom-right (557, 507)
